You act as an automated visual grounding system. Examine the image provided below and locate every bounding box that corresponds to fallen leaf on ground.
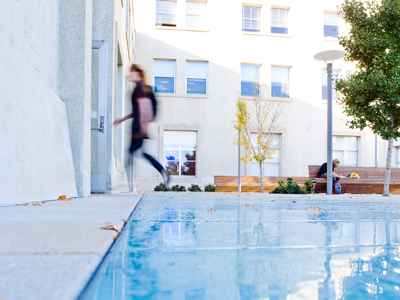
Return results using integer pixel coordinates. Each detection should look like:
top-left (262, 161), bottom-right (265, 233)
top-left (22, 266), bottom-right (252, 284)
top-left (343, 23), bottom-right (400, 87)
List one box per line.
top-left (101, 223), bottom-right (122, 234)
top-left (114, 236), bottom-right (118, 241)
top-left (58, 195), bottom-right (69, 200)
top-left (32, 202), bottom-right (44, 206)
top-left (17, 203), bottom-right (28, 206)
top-left (122, 218), bottom-right (131, 222)
top-left (292, 200), bottom-right (297, 203)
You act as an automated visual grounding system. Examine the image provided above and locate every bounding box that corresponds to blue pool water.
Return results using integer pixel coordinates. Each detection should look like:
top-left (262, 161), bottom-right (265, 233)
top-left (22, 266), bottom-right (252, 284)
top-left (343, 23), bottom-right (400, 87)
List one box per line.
top-left (80, 193), bottom-right (400, 300)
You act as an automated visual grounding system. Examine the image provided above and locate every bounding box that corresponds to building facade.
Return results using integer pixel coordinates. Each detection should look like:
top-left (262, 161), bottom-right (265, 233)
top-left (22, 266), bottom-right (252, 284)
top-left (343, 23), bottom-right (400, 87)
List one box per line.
top-left (131, 0), bottom-right (398, 191)
top-left (1, 0), bottom-right (399, 202)
top-left (0, 0), bottom-right (135, 204)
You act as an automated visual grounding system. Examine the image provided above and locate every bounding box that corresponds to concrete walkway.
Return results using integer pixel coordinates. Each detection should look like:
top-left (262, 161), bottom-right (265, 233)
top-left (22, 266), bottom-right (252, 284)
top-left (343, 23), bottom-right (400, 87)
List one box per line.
top-left (0, 193), bottom-right (143, 300)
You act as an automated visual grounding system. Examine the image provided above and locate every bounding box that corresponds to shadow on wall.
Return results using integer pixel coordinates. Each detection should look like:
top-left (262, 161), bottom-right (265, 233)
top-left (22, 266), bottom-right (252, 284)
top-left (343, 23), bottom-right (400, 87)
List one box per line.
top-left (0, 35), bottom-right (77, 205)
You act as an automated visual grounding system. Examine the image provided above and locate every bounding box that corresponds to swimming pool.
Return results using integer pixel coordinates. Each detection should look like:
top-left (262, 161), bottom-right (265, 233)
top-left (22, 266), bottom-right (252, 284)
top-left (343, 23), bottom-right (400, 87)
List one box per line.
top-left (80, 193), bottom-right (400, 299)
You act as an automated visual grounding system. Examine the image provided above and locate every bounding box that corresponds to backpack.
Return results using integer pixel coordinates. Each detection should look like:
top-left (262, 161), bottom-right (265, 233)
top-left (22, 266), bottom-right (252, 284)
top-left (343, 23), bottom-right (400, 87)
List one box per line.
top-left (333, 181), bottom-right (341, 194)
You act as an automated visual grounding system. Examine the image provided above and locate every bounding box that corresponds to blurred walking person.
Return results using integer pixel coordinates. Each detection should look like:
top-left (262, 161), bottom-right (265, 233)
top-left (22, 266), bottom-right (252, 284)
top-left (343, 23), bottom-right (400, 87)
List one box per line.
top-left (114, 64), bottom-right (169, 190)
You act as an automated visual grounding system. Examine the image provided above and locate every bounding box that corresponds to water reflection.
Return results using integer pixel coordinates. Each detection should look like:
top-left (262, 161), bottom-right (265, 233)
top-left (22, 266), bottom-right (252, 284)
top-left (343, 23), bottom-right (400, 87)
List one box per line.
top-left (81, 195), bottom-right (400, 300)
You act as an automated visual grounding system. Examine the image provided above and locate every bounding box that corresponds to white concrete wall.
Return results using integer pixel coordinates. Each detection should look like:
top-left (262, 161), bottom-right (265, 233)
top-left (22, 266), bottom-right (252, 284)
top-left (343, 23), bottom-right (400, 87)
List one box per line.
top-left (0, 1), bottom-right (77, 204)
top-left (131, 0), bottom-right (391, 191)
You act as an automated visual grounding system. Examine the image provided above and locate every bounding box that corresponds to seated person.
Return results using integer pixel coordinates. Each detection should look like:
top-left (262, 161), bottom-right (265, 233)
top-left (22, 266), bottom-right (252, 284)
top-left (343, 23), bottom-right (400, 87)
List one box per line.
top-left (318, 158), bottom-right (345, 179)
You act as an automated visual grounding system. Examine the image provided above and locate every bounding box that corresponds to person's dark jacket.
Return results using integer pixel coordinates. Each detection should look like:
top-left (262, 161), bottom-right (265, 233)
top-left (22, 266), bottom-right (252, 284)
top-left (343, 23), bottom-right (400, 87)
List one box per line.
top-left (318, 162), bottom-right (335, 177)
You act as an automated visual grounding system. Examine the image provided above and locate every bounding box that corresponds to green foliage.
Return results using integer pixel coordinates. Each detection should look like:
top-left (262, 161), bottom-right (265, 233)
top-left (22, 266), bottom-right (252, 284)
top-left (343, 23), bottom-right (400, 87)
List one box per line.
top-left (170, 185), bottom-right (186, 192)
top-left (336, 0), bottom-right (400, 141)
top-left (271, 178), bottom-right (308, 194)
top-left (304, 180), bottom-right (315, 194)
top-left (188, 184), bottom-right (202, 192)
top-left (154, 183), bottom-right (168, 191)
top-left (204, 184), bottom-right (215, 192)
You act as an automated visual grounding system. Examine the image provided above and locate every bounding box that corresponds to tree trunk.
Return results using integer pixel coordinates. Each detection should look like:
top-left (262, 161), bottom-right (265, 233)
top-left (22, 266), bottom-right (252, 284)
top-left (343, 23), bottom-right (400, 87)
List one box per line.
top-left (383, 136), bottom-right (394, 196)
top-left (260, 163), bottom-right (263, 193)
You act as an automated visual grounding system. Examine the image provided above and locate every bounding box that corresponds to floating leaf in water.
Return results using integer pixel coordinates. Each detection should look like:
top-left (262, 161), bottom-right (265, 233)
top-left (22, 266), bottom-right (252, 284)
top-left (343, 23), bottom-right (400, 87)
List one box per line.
top-left (306, 206), bottom-right (322, 212)
top-left (101, 223), bottom-right (122, 234)
top-left (270, 200), bottom-right (275, 202)
top-left (292, 200), bottom-right (297, 203)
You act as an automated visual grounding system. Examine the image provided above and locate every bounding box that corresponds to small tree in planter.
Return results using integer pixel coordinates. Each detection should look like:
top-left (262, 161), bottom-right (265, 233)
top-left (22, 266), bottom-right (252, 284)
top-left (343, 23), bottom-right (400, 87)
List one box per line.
top-left (233, 77), bottom-right (284, 193)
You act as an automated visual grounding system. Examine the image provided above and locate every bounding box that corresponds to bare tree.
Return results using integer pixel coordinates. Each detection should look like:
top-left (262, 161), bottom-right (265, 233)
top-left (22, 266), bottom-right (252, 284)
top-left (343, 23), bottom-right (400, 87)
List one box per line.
top-left (234, 78), bottom-right (284, 193)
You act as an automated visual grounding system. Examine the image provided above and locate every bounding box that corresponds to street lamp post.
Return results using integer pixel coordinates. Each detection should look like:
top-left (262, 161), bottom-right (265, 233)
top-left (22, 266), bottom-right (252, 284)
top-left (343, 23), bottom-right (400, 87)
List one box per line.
top-left (314, 50), bottom-right (345, 195)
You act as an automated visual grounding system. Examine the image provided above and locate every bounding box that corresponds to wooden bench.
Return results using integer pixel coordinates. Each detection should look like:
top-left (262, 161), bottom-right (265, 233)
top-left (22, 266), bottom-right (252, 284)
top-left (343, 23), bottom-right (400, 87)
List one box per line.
top-left (308, 165), bottom-right (400, 194)
top-left (214, 176), bottom-right (310, 193)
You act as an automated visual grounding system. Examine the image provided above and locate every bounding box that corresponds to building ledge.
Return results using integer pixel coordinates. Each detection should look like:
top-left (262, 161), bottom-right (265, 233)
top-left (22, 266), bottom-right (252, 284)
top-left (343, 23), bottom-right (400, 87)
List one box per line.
top-left (155, 93), bottom-right (209, 99)
top-left (242, 32), bottom-right (293, 38)
top-left (323, 37), bottom-right (339, 42)
top-left (155, 26), bottom-right (209, 33)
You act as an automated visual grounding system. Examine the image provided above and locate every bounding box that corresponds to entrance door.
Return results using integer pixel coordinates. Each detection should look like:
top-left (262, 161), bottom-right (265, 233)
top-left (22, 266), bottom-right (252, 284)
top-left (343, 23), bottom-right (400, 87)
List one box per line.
top-left (91, 41), bottom-right (108, 193)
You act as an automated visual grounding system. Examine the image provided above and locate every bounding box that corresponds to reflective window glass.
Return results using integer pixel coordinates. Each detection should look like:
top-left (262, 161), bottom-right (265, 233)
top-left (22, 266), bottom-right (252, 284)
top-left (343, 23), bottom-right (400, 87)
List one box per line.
top-left (164, 131), bottom-right (197, 176)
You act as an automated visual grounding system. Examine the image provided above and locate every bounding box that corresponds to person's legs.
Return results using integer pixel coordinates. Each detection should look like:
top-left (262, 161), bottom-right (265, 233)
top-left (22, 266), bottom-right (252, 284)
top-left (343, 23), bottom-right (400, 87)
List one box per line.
top-left (140, 140), bottom-right (169, 186)
top-left (127, 138), bottom-right (143, 192)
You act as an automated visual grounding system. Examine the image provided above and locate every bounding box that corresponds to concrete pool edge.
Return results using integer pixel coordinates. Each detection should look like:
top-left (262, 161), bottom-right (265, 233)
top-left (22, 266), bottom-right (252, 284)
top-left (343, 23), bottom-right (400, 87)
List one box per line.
top-left (0, 193), bottom-right (144, 300)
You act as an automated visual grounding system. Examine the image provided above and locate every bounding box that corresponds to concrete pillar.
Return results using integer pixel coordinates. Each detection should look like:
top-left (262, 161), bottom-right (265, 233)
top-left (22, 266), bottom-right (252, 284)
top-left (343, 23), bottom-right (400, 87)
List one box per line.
top-left (58, 0), bottom-right (93, 197)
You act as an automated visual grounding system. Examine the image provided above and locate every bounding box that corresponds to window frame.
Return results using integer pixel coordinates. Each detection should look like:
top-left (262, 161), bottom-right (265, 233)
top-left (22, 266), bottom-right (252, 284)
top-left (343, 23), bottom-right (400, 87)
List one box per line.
top-left (156, 0), bottom-right (177, 27)
top-left (271, 65), bottom-right (290, 98)
top-left (332, 136), bottom-right (359, 167)
top-left (240, 63), bottom-right (261, 97)
top-left (270, 7), bottom-right (289, 35)
top-left (164, 131), bottom-right (197, 177)
top-left (242, 5), bottom-right (261, 33)
top-left (186, 1), bottom-right (207, 29)
top-left (154, 59), bottom-right (176, 94)
top-left (186, 61), bottom-right (208, 95)
top-left (323, 11), bottom-right (339, 38)
top-left (249, 133), bottom-right (282, 176)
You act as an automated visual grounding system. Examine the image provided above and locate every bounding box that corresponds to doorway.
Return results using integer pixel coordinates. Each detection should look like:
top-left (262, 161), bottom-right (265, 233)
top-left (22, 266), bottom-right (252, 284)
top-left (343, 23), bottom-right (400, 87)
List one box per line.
top-left (91, 41), bottom-right (108, 193)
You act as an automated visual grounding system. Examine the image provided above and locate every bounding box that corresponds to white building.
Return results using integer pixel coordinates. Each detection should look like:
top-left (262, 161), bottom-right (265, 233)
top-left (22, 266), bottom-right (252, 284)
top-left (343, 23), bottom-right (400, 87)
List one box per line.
top-left (131, 0), bottom-right (396, 191)
top-left (1, 0), bottom-right (398, 202)
top-left (0, 0), bottom-right (135, 204)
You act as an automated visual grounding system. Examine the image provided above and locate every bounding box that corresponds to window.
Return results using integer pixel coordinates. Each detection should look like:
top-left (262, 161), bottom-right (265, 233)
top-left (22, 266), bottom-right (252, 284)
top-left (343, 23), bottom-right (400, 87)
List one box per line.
top-left (271, 8), bottom-right (288, 34)
top-left (156, 0), bottom-right (177, 27)
top-left (187, 61), bottom-right (207, 94)
top-left (186, 2), bottom-right (206, 29)
top-left (242, 6), bottom-right (260, 32)
top-left (241, 64), bottom-right (260, 96)
top-left (271, 66), bottom-right (289, 98)
top-left (322, 69), bottom-right (340, 100)
top-left (250, 134), bottom-right (281, 176)
top-left (333, 136), bottom-right (359, 166)
top-left (324, 12), bottom-right (339, 38)
top-left (396, 147), bottom-right (400, 167)
top-left (164, 131), bottom-right (197, 176)
top-left (154, 60), bottom-right (175, 93)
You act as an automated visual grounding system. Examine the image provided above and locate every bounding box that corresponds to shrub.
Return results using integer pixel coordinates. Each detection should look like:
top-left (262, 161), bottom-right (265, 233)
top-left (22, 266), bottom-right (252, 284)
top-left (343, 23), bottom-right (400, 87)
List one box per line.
top-left (188, 184), bottom-right (202, 192)
top-left (170, 185), bottom-right (186, 192)
top-left (304, 180), bottom-right (315, 194)
top-left (204, 184), bottom-right (215, 192)
top-left (271, 178), bottom-right (307, 194)
top-left (154, 183), bottom-right (168, 191)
